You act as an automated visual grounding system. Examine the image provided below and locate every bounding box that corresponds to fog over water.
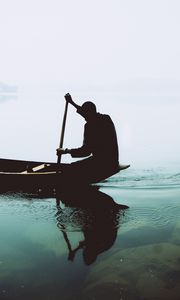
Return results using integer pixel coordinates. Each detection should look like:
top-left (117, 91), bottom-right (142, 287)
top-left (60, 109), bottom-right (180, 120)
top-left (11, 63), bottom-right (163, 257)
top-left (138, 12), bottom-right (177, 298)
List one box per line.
top-left (0, 88), bottom-right (179, 168)
top-left (0, 0), bottom-right (180, 167)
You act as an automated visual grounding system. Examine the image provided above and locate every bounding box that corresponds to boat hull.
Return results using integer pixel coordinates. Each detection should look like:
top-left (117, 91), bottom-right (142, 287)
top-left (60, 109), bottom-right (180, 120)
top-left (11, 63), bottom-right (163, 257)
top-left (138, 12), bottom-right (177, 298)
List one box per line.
top-left (0, 158), bottom-right (130, 193)
top-left (0, 158), bottom-right (56, 173)
top-left (0, 158), bottom-right (60, 193)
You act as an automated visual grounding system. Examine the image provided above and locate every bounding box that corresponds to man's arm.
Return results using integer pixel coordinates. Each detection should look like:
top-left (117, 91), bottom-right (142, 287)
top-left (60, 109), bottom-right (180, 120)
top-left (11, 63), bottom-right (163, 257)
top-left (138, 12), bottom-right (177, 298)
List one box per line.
top-left (69, 146), bottom-right (91, 158)
top-left (56, 124), bottom-right (92, 158)
top-left (65, 93), bottom-right (85, 116)
top-left (56, 146), bottom-right (91, 157)
top-left (64, 93), bottom-right (80, 110)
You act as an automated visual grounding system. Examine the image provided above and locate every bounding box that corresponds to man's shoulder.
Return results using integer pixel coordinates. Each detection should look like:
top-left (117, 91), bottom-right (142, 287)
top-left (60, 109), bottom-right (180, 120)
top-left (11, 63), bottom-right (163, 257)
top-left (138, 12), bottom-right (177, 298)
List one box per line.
top-left (97, 113), bottom-right (111, 120)
top-left (97, 113), bottom-right (113, 125)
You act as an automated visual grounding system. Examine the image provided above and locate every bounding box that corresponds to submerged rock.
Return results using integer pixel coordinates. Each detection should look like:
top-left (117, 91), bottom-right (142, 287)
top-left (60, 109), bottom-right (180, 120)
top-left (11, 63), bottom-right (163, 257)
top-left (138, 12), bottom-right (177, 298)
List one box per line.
top-left (81, 243), bottom-right (180, 300)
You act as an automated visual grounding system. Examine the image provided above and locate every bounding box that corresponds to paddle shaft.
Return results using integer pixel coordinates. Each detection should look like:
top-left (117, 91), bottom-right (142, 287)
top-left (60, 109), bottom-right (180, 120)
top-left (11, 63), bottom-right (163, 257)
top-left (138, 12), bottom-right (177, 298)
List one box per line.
top-left (57, 99), bottom-right (69, 164)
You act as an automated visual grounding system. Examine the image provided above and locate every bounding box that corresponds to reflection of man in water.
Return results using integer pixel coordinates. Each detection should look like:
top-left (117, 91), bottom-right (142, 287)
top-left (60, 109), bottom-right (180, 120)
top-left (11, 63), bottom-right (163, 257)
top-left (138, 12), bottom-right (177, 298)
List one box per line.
top-left (68, 212), bottom-right (118, 265)
top-left (56, 93), bottom-right (119, 183)
top-left (56, 187), bottom-right (128, 265)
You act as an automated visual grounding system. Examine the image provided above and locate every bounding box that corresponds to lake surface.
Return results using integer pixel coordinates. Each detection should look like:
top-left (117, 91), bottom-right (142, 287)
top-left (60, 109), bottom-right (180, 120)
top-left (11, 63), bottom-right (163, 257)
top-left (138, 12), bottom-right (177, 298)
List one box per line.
top-left (0, 167), bottom-right (180, 300)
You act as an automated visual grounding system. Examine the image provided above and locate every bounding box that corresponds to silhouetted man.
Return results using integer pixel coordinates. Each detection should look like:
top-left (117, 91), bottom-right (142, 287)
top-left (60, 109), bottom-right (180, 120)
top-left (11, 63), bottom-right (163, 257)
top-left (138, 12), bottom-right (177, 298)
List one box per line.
top-left (56, 93), bottom-right (120, 183)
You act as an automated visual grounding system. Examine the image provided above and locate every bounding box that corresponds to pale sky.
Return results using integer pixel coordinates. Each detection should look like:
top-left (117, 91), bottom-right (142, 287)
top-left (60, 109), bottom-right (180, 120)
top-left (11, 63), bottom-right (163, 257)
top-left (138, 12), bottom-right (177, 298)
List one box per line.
top-left (1, 0), bottom-right (180, 88)
top-left (0, 0), bottom-right (180, 166)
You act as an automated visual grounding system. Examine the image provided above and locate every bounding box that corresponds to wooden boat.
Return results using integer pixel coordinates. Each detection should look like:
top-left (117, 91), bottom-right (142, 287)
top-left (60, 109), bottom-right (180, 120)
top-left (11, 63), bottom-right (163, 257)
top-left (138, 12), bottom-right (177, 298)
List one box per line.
top-left (0, 157), bottom-right (130, 194)
top-left (0, 158), bottom-right (59, 193)
top-left (0, 96), bottom-right (130, 194)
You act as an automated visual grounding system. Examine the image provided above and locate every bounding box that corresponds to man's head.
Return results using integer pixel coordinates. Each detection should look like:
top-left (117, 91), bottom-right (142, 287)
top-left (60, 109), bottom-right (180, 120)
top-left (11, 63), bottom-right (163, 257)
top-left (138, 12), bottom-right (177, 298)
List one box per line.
top-left (83, 247), bottom-right (97, 265)
top-left (77, 101), bottom-right (97, 121)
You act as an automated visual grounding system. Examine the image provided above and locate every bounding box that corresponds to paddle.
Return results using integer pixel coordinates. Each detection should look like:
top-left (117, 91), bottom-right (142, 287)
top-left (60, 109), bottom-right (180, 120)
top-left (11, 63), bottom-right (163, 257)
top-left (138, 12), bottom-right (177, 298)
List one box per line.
top-left (57, 96), bottom-right (69, 164)
top-left (21, 95), bottom-right (69, 174)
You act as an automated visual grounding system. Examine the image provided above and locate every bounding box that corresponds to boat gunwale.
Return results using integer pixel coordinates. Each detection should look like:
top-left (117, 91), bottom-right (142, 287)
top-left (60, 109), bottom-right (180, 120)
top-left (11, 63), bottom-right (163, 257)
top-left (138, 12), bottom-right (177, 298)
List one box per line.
top-left (0, 171), bottom-right (59, 175)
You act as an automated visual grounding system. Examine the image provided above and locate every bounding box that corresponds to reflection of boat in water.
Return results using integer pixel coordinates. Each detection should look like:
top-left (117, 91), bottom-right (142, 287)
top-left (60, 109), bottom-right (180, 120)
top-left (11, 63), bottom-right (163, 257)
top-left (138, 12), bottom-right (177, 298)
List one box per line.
top-left (56, 186), bottom-right (129, 265)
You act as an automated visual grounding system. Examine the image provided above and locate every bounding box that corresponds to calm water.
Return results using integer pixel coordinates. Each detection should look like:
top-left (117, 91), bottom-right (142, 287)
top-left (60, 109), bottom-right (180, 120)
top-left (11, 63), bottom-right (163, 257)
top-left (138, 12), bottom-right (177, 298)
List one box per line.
top-left (0, 167), bottom-right (180, 300)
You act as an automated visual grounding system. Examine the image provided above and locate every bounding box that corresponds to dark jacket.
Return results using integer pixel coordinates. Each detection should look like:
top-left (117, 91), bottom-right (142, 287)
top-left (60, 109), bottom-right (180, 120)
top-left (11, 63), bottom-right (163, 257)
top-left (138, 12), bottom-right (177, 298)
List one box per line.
top-left (70, 113), bottom-right (119, 166)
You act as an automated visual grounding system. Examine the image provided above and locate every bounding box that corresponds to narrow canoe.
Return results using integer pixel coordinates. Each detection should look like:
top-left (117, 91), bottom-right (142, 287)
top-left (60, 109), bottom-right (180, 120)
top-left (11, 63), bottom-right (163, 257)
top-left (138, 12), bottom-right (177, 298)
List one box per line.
top-left (0, 158), bottom-right (130, 193)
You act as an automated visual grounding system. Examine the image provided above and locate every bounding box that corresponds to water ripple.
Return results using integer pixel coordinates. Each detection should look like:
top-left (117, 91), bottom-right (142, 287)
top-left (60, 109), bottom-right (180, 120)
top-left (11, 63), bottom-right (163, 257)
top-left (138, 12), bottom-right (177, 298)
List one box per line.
top-left (121, 204), bottom-right (180, 230)
top-left (0, 195), bottom-right (57, 222)
top-left (100, 167), bottom-right (180, 189)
